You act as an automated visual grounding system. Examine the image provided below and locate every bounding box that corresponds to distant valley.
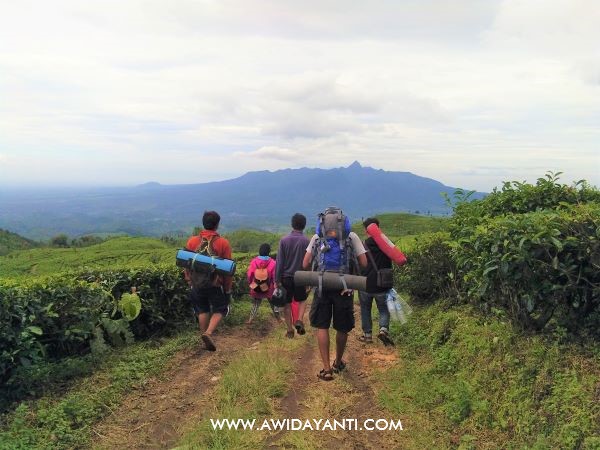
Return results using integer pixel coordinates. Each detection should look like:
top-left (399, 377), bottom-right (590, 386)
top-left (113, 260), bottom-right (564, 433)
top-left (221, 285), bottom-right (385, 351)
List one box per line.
top-left (0, 162), bottom-right (485, 240)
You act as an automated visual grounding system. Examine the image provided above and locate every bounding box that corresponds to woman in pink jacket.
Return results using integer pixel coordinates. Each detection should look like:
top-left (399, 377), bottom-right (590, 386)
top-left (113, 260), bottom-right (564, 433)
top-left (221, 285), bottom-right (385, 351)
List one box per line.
top-left (246, 243), bottom-right (278, 324)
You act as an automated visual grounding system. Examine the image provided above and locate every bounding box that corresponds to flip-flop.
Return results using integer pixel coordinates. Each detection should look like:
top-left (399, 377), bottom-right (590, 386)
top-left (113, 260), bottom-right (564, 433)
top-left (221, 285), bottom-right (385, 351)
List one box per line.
top-left (317, 369), bottom-right (334, 381)
top-left (201, 333), bottom-right (217, 351)
top-left (286, 330), bottom-right (295, 339)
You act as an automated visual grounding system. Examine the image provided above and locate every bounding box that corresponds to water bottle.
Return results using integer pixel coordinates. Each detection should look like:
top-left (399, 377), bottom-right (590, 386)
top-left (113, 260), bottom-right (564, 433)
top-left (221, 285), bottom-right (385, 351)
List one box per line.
top-left (387, 288), bottom-right (412, 324)
top-left (387, 288), bottom-right (401, 322)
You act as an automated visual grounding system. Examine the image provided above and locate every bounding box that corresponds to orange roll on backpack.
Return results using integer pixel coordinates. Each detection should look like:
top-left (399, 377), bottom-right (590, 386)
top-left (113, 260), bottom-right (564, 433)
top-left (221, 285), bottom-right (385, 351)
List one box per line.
top-left (365, 223), bottom-right (407, 266)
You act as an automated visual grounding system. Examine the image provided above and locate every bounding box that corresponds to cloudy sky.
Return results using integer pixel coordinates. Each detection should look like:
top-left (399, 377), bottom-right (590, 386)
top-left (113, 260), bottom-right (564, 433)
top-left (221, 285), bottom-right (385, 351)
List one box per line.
top-left (0, 0), bottom-right (598, 191)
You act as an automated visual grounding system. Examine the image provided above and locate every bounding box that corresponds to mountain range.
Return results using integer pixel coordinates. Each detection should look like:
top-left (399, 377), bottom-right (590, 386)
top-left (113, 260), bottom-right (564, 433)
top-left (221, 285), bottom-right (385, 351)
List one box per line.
top-left (0, 162), bottom-right (485, 240)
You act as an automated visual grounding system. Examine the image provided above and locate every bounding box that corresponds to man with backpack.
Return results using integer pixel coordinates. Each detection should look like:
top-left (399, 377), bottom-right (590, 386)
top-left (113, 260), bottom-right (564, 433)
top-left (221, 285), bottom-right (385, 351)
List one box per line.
top-left (275, 213), bottom-right (310, 338)
top-left (302, 207), bottom-right (368, 381)
top-left (184, 210), bottom-right (233, 352)
top-left (358, 217), bottom-right (397, 346)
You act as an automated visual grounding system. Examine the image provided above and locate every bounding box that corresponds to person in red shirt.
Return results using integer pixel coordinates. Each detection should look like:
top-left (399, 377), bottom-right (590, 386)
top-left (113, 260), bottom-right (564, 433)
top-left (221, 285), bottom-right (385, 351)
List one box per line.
top-left (184, 210), bottom-right (233, 352)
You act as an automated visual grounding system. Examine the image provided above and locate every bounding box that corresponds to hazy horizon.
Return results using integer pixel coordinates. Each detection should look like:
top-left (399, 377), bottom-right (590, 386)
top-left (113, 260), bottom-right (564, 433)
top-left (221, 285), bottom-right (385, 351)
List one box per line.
top-left (0, 162), bottom-right (595, 192)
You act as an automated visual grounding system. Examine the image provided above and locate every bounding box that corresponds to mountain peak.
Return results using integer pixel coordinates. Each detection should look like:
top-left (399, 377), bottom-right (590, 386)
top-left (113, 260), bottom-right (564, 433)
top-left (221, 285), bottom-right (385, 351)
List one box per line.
top-left (136, 181), bottom-right (162, 188)
top-left (348, 161), bottom-right (362, 169)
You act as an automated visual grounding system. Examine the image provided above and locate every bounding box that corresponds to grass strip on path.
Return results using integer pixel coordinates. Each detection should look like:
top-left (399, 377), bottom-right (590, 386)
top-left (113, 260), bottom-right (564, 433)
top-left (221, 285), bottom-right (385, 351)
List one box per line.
top-left (175, 327), bottom-right (309, 449)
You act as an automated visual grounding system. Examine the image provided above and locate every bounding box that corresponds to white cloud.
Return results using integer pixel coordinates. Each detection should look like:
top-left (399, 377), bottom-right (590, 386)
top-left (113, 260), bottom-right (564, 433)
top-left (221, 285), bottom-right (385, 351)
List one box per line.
top-left (484, 0), bottom-right (600, 57)
top-left (233, 146), bottom-right (300, 161)
top-left (0, 0), bottom-right (598, 191)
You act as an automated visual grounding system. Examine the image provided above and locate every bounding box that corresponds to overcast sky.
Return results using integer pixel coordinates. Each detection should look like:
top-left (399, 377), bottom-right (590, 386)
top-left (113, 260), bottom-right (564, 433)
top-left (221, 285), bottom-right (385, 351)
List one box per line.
top-left (0, 0), bottom-right (598, 191)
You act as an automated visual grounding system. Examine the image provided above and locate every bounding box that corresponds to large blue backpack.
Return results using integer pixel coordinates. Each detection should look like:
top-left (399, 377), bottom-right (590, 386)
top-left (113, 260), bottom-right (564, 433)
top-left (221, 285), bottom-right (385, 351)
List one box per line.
top-left (312, 207), bottom-right (357, 292)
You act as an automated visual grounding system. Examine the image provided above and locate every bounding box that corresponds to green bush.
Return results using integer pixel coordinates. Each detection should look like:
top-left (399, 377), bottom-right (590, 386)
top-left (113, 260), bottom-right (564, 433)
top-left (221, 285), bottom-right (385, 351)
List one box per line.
top-left (452, 203), bottom-right (600, 333)
top-left (393, 174), bottom-right (599, 335)
top-left (1, 260), bottom-right (250, 408)
top-left (451, 173), bottom-right (600, 225)
top-left (76, 265), bottom-right (191, 338)
top-left (396, 232), bottom-right (458, 303)
top-left (0, 279), bottom-right (113, 385)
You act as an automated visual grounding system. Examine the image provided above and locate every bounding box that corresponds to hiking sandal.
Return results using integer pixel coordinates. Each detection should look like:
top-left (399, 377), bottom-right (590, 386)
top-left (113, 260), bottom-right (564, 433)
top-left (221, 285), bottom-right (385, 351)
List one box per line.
top-left (286, 330), bottom-right (295, 339)
top-left (201, 333), bottom-right (217, 351)
top-left (294, 320), bottom-right (306, 335)
top-left (357, 334), bottom-right (373, 343)
top-left (332, 359), bottom-right (346, 373)
top-left (317, 369), bottom-right (334, 381)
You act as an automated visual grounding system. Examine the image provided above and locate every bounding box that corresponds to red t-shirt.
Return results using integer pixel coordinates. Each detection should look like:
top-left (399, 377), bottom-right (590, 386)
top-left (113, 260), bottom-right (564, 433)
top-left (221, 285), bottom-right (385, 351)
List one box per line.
top-left (185, 230), bottom-right (233, 292)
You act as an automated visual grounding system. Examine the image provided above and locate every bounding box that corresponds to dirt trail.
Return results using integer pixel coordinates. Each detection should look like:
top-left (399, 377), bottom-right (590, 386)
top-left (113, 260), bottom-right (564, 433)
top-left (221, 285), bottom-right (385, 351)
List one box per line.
top-left (93, 302), bottom-right (405, 450)
top-left (266, 304), bottom-right (404, 450)
top-left (92, 320), bottom-right (274, 450)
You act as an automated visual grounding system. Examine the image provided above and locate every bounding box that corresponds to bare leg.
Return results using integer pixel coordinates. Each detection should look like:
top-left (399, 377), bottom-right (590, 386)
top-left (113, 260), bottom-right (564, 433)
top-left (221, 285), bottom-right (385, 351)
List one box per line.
top-left (316, 328), bottom-right (331, 371)
top-left (198, 312), bottom-right (209, 333)
top-left (205, 312), bottom-right (223, 335)
top-left (297, 300), bottom-right (308, 323)
top-left (247, 298), bottom-right (261, 324)
top-left (284, 303), bottom-right (294, 333)
top-left (335, 331), bottom-right (348, 364)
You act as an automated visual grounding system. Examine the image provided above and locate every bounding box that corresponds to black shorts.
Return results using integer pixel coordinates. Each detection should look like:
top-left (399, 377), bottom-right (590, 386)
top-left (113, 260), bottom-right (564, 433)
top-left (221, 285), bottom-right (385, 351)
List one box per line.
top-left (281, 276), bottom-right (309, 304)
top-left (189, 286), bottom-right (230, 316)
top-left (309, 289), bottom-right (355, 333)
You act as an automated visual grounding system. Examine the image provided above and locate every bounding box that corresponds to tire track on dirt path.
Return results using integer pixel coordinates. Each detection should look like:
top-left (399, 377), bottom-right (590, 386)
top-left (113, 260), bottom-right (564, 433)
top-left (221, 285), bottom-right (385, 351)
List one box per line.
top-left (92, 319), bottom-right (276, 450)
top-left (265, 303), bottom-right (405, 450)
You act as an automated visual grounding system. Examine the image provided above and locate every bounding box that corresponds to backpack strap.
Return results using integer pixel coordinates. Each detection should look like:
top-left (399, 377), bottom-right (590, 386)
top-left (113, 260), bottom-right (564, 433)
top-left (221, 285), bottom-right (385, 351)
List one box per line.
top-left (205, 235), bottom-right (217, 256)
top-left (337, 211), bottom-right (345, 278)
top-left (194, 234), bottom-right (216, 255)
top-left (191, 252), bottom-right (217, 273)
top-left (344, 235), bottom-right (361, 276)
top-left (311, 233), bottom-right (326, 296)
top-left (190, 235), bottom-right (219, 273)
top-left (366, 248), bottom-right (379, 271)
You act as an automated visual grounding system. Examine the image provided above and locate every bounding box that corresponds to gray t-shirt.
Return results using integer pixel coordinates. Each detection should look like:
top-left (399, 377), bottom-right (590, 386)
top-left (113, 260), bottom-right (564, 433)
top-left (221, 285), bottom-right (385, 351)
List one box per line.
top-left (275, 230), bottom-right (310, 280)
top-left (306, 232), bottom-right (367, 257)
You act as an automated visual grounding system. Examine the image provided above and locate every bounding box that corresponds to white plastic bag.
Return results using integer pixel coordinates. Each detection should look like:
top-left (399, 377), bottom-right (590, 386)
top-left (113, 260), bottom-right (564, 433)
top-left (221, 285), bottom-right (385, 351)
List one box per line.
top-left (386, 288), bottom-right (413, 324)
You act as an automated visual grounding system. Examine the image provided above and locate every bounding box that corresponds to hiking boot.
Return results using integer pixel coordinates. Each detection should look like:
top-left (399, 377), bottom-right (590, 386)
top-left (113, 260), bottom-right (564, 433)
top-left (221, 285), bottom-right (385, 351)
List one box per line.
top-left (201, 333), bottom-right (217, 351)
top-left (294, 320), bottom-right (306, 335)
top-left (377, 329), bottom-right (394, 346)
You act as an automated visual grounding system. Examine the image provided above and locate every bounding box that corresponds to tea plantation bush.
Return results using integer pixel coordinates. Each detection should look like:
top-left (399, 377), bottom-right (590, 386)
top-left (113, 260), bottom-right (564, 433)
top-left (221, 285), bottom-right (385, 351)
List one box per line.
top-left (403, 174), bottom-right (600, 336)
top-left (453, 203), bottom-right (600, 333)
top-left (395, 232), bottom-right (458, 303)
top-left (0, 261), bottom-right (250, 405)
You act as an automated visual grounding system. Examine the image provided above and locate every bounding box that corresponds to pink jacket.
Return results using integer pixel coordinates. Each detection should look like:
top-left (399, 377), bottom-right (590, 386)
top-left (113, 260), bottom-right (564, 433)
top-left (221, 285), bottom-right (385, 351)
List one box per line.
top-left (247, 256), bottom-right (276, 299)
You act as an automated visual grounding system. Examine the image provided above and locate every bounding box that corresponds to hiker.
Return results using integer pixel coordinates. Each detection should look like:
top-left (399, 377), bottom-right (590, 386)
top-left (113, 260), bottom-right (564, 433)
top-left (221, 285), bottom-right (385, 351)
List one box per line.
top-left (275, 213), bottom-right (310, 338)
top-left (184, 210), bottom-right (233, 352)
top-left (303, 207), bottom-right (368, 381)
top-left (357, 217), bottom-right (404, 346)
top-left (246, 243), bottom-right (278, 324)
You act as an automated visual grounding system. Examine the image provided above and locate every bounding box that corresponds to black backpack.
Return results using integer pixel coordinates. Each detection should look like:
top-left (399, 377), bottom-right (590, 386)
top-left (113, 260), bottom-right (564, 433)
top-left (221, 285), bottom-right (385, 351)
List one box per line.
top-left (188, 235), bottom-right (218, 289)
top-left (365, 248), bottom-right (394, 289)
